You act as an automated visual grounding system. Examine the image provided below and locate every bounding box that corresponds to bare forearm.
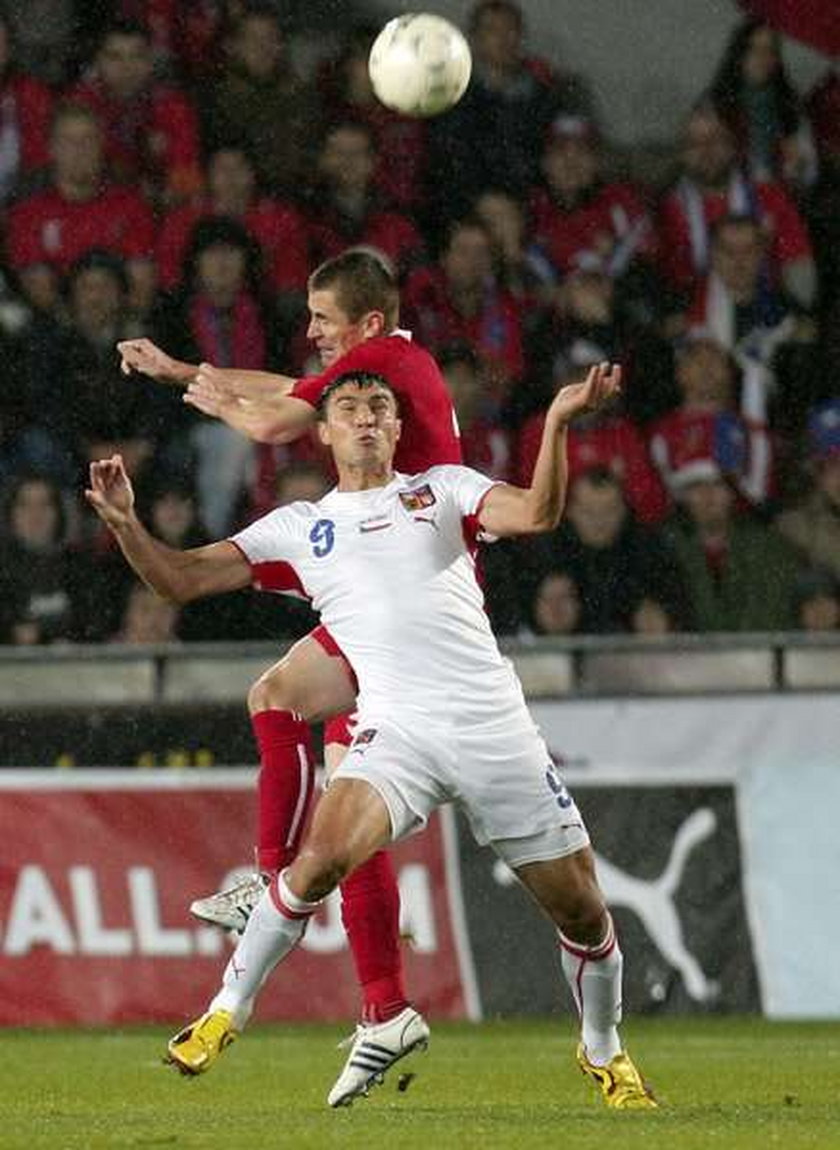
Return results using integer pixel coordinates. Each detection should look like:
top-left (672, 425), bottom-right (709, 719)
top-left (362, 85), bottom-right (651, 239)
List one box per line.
top-left (109, 514), bottom-right (207, 603)
top-left (523, 413), bottom-right (569, 530)
top-left (212, 369), bottom-right (297, 401)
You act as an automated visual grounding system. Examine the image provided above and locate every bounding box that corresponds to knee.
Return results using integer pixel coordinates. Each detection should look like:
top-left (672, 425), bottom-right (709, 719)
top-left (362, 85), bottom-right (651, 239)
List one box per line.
top-left (291, 842), bottom-right (352, 902)
top-left (248, 665), bottom-right (295, 716)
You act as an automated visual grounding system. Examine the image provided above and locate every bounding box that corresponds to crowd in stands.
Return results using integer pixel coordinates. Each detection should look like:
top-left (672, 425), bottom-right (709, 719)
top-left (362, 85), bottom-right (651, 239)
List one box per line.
top-left (0, 0), bottom-right (839, 646)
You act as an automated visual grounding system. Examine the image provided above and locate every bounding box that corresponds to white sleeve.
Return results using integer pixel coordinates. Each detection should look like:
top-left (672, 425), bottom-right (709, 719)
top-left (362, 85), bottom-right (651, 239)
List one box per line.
top-left (229, 506), bottom-right (297, 564)
top-left (429, 464), bottom-right (501, 518)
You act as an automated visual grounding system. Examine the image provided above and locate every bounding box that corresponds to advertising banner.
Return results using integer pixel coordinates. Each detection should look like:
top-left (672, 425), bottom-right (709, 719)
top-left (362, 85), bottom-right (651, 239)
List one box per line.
top-left (0, 773), bottom-right (472, 1026)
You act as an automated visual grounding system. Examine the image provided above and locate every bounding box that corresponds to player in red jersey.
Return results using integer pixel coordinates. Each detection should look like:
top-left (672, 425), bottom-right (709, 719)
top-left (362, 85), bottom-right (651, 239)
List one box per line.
top-left (118, 248), bottom-right (461, 1076)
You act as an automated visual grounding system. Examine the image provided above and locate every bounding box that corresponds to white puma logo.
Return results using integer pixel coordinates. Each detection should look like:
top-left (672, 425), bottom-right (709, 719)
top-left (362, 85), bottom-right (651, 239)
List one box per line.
top-left (493, 807), bottom-right (720, 1002)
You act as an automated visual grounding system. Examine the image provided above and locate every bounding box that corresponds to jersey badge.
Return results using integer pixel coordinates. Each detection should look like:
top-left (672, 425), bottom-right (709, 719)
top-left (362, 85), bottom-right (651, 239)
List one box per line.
top-left (399, 484), bottom-right (436, 512)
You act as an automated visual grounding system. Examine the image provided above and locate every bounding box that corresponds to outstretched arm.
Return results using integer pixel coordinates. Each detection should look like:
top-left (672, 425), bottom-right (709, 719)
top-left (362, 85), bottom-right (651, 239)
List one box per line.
top-left (118, 338), bottom-right (298, 395)
top-left (183, 362), bottom-right (317, 444)
top-left (85, 455), bottom-right (252, 602)
top-left (478, 362), bottom-right (621, 538)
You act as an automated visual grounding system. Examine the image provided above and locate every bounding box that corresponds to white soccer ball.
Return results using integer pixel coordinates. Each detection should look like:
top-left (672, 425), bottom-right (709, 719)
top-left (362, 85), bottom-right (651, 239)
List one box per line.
top-left (368, 13), bottom-right (472, 118)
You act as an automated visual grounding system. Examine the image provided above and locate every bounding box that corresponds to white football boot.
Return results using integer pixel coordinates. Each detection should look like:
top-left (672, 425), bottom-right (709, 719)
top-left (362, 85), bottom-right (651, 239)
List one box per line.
top-left (189, 872), bottom-right (270, 933)
top-left (328, 1006), bottom-right (430, 1107)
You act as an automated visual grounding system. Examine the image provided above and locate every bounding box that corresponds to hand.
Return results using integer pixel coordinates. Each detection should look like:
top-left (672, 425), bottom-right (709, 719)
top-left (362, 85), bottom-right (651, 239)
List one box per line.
top-left (548, 362), bottom-right (622, 426)
top-left (117, 338), bottom-right (190, 385)
top-left (184, 363), bottom-right (234, 418)
top-left (85, 454), bottom-right (136, 530)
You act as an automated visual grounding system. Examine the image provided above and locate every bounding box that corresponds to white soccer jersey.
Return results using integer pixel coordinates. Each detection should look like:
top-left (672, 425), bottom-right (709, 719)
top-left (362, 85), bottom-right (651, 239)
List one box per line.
top-left (231, 465), bottom-right (523, 720)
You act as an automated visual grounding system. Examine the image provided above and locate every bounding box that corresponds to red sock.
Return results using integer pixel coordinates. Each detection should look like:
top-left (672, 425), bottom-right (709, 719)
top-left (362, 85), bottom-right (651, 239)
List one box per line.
top-left (252, 709), bottom-right (315, 873)
top-left (340, 851), bottom-right (409, 1024)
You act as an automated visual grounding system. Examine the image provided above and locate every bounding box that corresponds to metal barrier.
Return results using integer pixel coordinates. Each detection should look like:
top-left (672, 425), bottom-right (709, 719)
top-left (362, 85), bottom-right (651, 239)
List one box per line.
top-left (0, 633), bottom-right (838, 707)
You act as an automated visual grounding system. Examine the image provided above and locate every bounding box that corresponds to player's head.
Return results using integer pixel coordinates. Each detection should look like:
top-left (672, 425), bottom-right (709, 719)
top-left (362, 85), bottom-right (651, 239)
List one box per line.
top-left (307, 248), bottom-right (399, 366)
top-left (316, 370), bottom-right (401, 475)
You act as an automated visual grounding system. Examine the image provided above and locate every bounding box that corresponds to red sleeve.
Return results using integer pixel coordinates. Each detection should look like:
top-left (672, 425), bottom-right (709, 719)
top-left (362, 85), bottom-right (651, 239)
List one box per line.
top-left (289, 342), bottom-right (393, 407)
top-left (619, 424), bottom-right (670, 524)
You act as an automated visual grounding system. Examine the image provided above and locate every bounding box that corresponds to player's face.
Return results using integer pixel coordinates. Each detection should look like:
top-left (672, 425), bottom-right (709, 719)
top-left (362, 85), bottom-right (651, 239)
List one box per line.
top-left (307, 289), bottom-right (371, 366)
top-left (319, 383), bottom-right (401, 470)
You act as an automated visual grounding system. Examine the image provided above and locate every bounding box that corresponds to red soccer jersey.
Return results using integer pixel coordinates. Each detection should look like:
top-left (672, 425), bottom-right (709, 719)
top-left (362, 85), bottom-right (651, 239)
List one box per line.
top-left (658, 179), bottom-right (812, 296)
top-left (516, 411), bottom-right (670, 524)
top-left (529, 181), bottom-right (656, 276)
top-left (7, 184), bottom-right (156, 272)
top-left (0, 72), bottom-right (53, 175)
top-left (290, 333), bottom-right (462, 473)
top-left (156, 197), bottom-right (309, 292)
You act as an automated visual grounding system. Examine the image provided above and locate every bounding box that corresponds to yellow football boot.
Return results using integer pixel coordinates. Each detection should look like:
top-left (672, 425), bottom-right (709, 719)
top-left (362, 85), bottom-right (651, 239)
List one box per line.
top-left (577, 1044), bottom-right (658, 1109)
top-left (165, 1010), bottom-right (238, 1076)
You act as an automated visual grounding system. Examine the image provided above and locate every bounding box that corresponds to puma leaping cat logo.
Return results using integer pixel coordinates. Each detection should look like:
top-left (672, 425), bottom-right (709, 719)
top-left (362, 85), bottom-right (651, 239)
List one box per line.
top-left (493, 807), bottom-right (720, 1002)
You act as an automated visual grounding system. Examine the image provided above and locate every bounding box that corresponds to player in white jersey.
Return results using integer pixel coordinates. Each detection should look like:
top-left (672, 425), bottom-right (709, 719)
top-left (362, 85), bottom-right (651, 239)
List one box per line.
top-left (86, 362), bottom-right (656, 1111)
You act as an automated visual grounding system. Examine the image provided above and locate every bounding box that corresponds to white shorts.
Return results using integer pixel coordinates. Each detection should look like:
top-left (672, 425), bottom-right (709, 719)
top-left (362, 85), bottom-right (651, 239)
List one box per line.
top-left (333, 703), bottom-right (590, 869)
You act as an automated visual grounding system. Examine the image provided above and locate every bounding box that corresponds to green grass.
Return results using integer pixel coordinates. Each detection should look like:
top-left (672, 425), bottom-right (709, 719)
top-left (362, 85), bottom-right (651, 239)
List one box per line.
top-left (0, 1018), bottom-right (838, 1150)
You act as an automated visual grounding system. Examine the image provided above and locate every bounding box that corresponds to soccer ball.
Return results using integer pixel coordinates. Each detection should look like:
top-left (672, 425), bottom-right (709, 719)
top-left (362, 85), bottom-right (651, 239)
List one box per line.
top-left (368, 13), bottom-right (472, 118)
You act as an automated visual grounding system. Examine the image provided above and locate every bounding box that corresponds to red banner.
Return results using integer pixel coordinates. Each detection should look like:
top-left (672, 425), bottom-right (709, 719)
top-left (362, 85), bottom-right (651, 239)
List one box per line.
top-left (0, 773), bottom-right (471, 1026)
top-left (739, 1), bottom-right (840, 58)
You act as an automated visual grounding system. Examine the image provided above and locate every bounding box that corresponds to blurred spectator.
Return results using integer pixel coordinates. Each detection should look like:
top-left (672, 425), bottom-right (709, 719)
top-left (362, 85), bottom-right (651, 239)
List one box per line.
top-left (665, 460), bottom-right (800, 631)
top-left (111, 581), bottom-right (180, 644)
top-left (0, 326), bottom-right (74, 486)
top-left (522, 466), bottom-right (687, 633)
top-left (6, 103), bottom-right (156, 315)
top-left (428, 0), bottom-right (587, 216)
top-left (114, 0), bottom-right (236, 87)
top-left (250, 456), bottom-right (330, 522)
top-left (658, 102), bottom-right (815, 309)
top-left (0, 473), bottom-right (98, 643)
top-left (529, 568), bottom-right (582, 636)
top-left (684, 214), bottom-right (817, 428)
top-left (439, 342), bottom-right (512, 479)
top-left (775, 400), bottom-right (840, 582)
top-left (156, 144), bottom-right (309, 322)
top-left (200, 2), bottom-right (322, 198)
top-left (0, 13), bottom-right (53, 203)
top-left (20, 250), bottom-right (170, 485)
top-left (472, 186), bottom-right (556, 327)
top-left (517, 357), bottom-right (669, 525)
top-left (151, 216), bottom-right (284, 534)
top-left (529, 115), bottom-right (657, 284)
top-left (318, 23), bottom-right (429, 213)
top-left (402, 217), bottom-right (525, 411)
top-left (709, 18), bottom-right (817, 190)
top-left (69, 19), bottom-right (202, 206)
top-left (1, 1), bottom-right (77, 85)
top-left (648, 332), bottom-right (773, 508)
top-left (791, 567), bottom-right (840, 633)
top-left (306, 121), bottom-right (424, 278)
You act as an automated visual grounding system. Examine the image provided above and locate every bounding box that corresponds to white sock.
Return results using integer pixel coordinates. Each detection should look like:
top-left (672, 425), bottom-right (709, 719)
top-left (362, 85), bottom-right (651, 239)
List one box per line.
top-left (558, 914), bottom-right (623, 1066)
top-left (210, 870), bottom-right (320, 1028)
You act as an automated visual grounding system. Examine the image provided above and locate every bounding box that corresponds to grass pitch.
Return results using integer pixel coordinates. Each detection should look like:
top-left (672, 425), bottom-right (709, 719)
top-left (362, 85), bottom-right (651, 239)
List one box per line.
top-left (0, 1017), bottom-right (837, 1150)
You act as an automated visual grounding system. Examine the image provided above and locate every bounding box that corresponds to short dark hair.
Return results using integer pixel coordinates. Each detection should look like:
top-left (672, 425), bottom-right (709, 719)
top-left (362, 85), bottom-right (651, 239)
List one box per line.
top-left (470, 0), bottom-right (524, 34)
top-left (317, 371), bottom-right (398, 418)
top-left (308, 248), bottom-right (399, 330)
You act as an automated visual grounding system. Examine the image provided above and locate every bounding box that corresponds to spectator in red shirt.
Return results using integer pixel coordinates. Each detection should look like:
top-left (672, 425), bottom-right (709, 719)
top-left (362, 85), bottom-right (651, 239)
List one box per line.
top-left (658, 101), bottom-right (816, 308)
top-left (156, 144), bottom-right (309, 320)
top-left (69, 19), bottom-right (202, 207)
top-left (516, 349), bottom-right (670, 526)
top-left (0, 14), bottom-right (53, 203)
top-left (318, 23), bottom-right (429, 213)
top-left (402, 217), bottom-right (525, 410)
top-left (530, 115), bottom-right (657, 284)
top-left (648, 331), bottom-right (773, 509)
top-left (115, 0), bottom-right (233, 88)
top-left (306, 121), bottom-right (424, 279)
top-left (6, 103), bottom-right (156, 315)
top-left (438, 342), bottom-right (512, 480)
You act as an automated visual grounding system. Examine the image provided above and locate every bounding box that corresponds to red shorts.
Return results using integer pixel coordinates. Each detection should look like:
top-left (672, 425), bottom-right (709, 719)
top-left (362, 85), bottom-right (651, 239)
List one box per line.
top-left (310, 624), bottom-right (357, 747)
